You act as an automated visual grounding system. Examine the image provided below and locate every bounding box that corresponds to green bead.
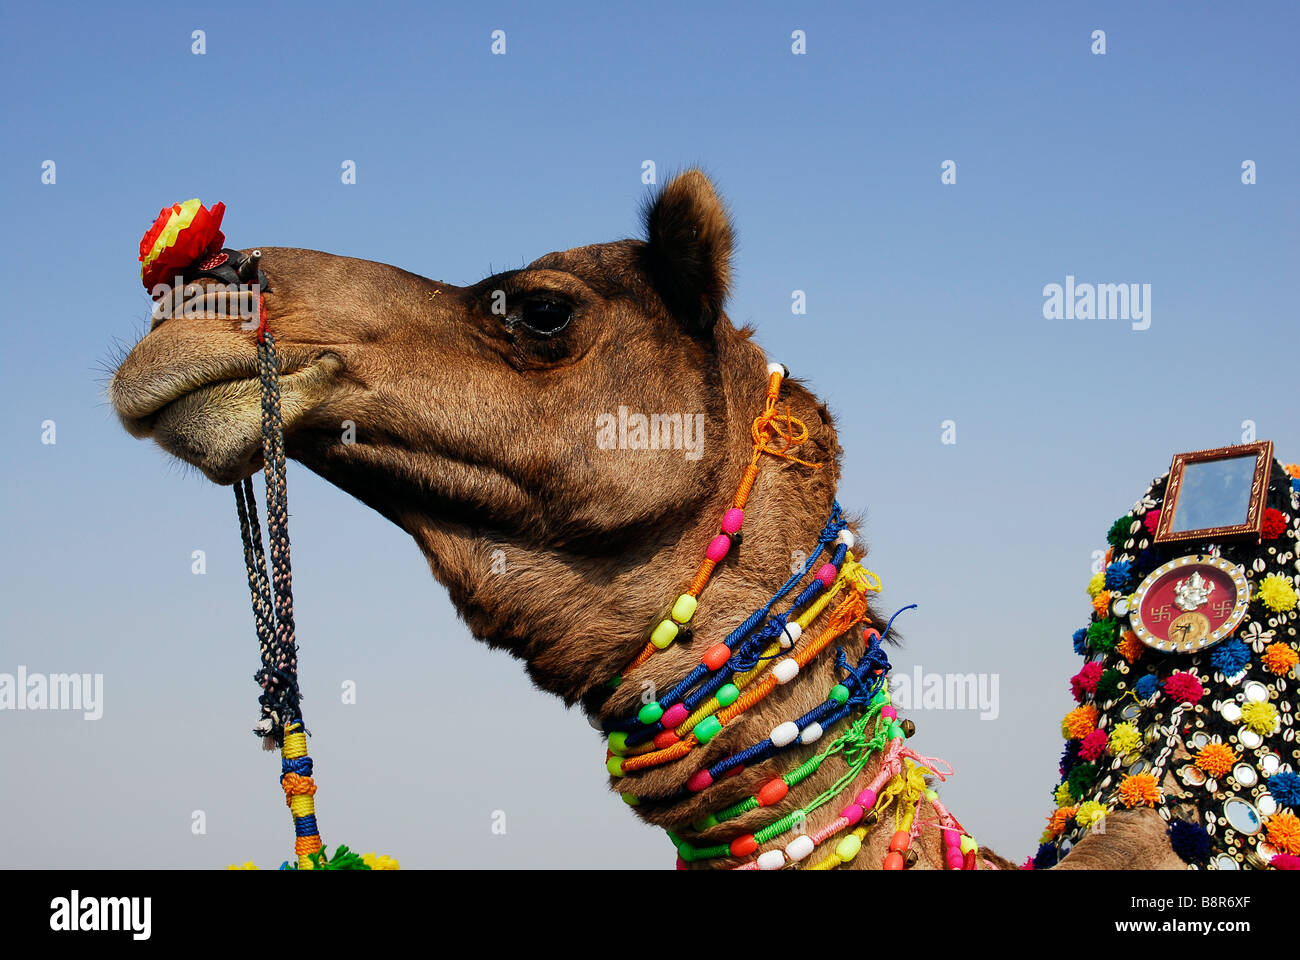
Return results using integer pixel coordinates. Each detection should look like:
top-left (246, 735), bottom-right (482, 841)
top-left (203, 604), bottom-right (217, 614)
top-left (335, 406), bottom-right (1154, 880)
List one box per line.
top-left (651, 619), bottom-right (679, 649)
top-left (835, 834), bottom-right (862, 861)
top-left (925, 789), bottom-right (939, 802)
top-left (606, 756), bottom-right (624, 777)
top-left (829, 684), bottom-right (850, 703)
top-left (960, 835), bottom-right (977, 855)
top-left (694, 715), bottom-right (723, 743)
top-left (639, 701), bottom-right (664, 725)
top-left (889, 722), bottom-right (905, 741)
top-left (607, 675), bottom-right (622, 689)
top-left (716, 683), bottom-right (740, 706)
top-left (671, 593), bottom-right (698, 624)
top-left (621, 793), bottom-right (640, 806)
top-left (869, 690), bottom-right (888, 709)
top-left (608, 732), bottom-right (629, 756)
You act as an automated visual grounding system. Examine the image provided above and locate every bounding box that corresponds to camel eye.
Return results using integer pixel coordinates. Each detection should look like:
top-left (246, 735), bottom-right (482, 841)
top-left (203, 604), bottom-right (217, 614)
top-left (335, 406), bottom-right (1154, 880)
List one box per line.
top-left (519, 298), bottom-right (573, 336)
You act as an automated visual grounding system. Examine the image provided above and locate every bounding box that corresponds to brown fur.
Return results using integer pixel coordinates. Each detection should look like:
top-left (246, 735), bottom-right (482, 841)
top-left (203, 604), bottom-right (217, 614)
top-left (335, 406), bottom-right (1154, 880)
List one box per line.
top-left (109, 171), bottom-right (1173, 868)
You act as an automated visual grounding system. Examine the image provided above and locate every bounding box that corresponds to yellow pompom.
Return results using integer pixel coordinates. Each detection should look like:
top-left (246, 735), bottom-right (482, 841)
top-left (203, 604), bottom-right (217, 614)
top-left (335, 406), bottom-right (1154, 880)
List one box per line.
top-left (1055, 783), bottom-right (1075, 808)
top-left (361, 852), bottom-right (400, 870)
top-left (226, 861), bottom-right (260, 870)
top-left (1241, 700), bottom-right (1278, 735)
top-left (1256, 575), bottom-right (1298, 613)
top-left (1107, 722), bottom-right (1141, 757)
top-left (1075, 800), bottom-right (1108, 828)
top-left (1086, 572), bottom-right (1106, 599)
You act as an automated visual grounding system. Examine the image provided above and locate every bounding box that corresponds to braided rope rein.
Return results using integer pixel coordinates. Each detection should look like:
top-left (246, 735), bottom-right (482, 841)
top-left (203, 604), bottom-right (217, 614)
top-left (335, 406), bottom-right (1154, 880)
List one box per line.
top-left (233, 297), bottom-right (322, 869)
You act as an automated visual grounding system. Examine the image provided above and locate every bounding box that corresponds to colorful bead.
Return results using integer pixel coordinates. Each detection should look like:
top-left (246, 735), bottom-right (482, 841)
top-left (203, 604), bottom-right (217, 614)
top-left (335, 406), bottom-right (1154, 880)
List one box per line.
top-left (638, 701), bottom-right (664, 724)
top-left (835, 834), bottom-right (862, 861)
top-left (621, 793), bottom-right (639, 806)
top-left (607, 756), bottom-right (624, 777)
top-left (780, 622), bottom-right (802, 648)
top-left (836, 529), bottom-right (855, 549)
top-left (816, 563), bottom-right (837, 587)
top-left (706, 534), bottom-right (732, 563)
top-left (799, 722), bottom-right (824, 745)
top-left (650, 619), bottom-right (679, 649)
top-left (888, 830), bottom-right (911, 853)
top-left (773, 659), bottom-right (800, 683)
top-left (671, 594), bottom-right (698, 624)
top-left (721, 508), bottom-right (745, 534)
top-left (716, 683), bottom-right (740, 706)
top-left (829, 684), bottom-right (850, 703)
top-left (756, 778), bottom-right (789, 806)
top-left (946, 849), bottom-right (964, 870)
top-left (608, 731), bottom-right (629, 756)
top-left (702, 643), bottom-right (731, 671)
top-left (771, 721), bottom-right (799, 747)
top-left (883, 851), bottom-right (905, 870)
top-left (661, 703), bottom-right (689, 728)
top-left (694, 715), bottom-right (723, 743)
top-left (841, 803), bottom-right (864, 825)
top-left (730, 834), bottom-right (758, 857)
top-left (687, 769), bottom-right (713, 792)
top-left (785, 835), bottom-right (815, 861)
top-left (757, 850), bottom-right (786, 870)
top-left (959, 835), bottom-right (977, 855)
top-left (654, 730), bottom-right (680, 749)
top-left (880, 705), bottom-right (897, 720)
top-left (856, 788), bottom-right (878, 809)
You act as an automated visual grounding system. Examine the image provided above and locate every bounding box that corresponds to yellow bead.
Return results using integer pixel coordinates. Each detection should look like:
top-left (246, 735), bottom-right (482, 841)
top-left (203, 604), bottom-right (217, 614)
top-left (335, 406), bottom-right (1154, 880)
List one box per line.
top-left (651, 619), bottom-right (679, 649)
top-left (959, 834), bottom-right (977, 855)
top-left (835, 835), bottom-right (862, 861)
top-left (671, 594), bottom-right (698, 624)
top-left (607, 756), bottom-right (624, 777)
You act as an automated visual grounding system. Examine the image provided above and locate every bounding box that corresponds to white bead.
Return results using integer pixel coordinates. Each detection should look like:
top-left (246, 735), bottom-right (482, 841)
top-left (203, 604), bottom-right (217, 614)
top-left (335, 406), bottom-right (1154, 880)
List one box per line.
top-left (770, 721), bottom-right (800, 747)
top-left (773, 659), bottom-right (800, 684)
top-left (799, 722), bottom-right (824, 745)
top-left (780, 622), bottom-right (802, 649)
top-left (836, 529), bottom-right (855, 549)
top-left (785, 835), bottom-right (815, 861)
top-left (756, 850), bottom-right (786, 870)
top-left (766, 361), bottom-right (785, 377)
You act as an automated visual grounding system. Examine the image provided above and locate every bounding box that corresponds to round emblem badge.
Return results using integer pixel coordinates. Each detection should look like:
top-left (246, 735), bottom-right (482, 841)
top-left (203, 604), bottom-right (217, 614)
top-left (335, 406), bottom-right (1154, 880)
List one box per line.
top-left (1128, 555), bottom-right (1249, 654)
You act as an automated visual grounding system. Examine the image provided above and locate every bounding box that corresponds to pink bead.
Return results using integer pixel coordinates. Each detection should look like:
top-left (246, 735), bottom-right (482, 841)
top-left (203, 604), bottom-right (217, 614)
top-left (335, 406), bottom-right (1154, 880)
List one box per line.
top-left (721, 508), bottom-right (744, 534)
top-left (660, 703), bottom-right (689, 728)
top-left (686, 769), bottom-right (713, 792)
top-left (841, 803), bottom-right (864, 825)
top-left (880, 705), bottom-right (897, 720)
top-left (944, 830), bottom-right (962, 849)
top-left (816, 563), bottom-right (837, 587)
top-left (947, 850), bottom-right (965, 870)
top-left (855, 788), bottom-right (878, 810)
top-left (706, 534), bottom-right (732, 563)
top-left (676, 856), bottom-right (688, 870)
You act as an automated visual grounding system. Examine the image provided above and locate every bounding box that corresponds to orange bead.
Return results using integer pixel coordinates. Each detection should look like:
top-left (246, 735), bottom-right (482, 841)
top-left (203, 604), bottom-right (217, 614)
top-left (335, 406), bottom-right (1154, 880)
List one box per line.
top-left (883, 851), bottom-right (906, 870)
top-left (888, 830), bottom-right (911, 853)
top-left (730, 834), bottom-right (758, 857)
top-left (756, 779), bottom-right (789, 807)
top-left (702, 644), bottom-right (731, 671)
top-left (653, 730), bottom-right (680, 750)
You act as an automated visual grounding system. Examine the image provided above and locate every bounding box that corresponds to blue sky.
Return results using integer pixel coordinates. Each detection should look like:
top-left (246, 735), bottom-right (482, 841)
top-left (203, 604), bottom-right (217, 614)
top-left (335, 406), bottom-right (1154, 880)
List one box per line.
top-left (1, 1), bottom-right (1297, 868)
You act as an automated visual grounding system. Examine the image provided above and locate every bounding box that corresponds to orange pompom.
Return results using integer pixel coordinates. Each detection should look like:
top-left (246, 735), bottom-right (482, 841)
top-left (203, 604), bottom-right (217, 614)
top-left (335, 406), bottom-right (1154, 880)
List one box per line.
top-left (1262, 642), bottom-right (1298, 677)
top-left (1265, 810), bottom-right (1300, 855)
top-left (1117, 773), bottom-right (1161, 808)
top-left (1194, 743), bottom-right (1237, 779)
top-left (1062, 705), bottom-right (1100, 740)
top-left (1118, 630), bottom-right (1145, 664)
top-left (1091, 590), bottom-right (1112, 617)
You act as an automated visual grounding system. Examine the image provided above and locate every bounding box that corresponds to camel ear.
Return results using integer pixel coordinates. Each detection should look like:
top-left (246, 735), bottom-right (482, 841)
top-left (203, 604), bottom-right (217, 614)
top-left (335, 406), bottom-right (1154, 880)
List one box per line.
top-left (641, 170), bottom-right (734, 335)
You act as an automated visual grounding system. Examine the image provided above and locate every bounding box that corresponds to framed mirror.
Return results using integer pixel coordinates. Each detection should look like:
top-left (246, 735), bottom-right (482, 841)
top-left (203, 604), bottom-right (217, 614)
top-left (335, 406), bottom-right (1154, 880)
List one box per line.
top-left (1154, 441), bottom-right (1273, 544)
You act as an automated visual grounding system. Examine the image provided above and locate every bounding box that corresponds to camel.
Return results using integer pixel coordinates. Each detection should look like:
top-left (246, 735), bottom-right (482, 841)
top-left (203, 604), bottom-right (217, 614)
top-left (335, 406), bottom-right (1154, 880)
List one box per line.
top-left (110, 170), bottom-right (1187, 869)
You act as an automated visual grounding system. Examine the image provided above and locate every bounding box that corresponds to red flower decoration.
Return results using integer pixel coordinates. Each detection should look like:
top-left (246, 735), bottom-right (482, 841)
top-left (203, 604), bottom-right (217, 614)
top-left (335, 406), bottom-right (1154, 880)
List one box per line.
top-left (1079, 729), bottom-right (1108, 761)
top-left (1143, 509), bottom-right (1161, 534)
top-left (1162, 671), bottom-right (1205, 704)
top-left (1070, 662), bottom-right (1103, 703)
top-left (139, 199), bottom-right (226, 291)
top-left (1262, 508), bottom-right (1288, 540)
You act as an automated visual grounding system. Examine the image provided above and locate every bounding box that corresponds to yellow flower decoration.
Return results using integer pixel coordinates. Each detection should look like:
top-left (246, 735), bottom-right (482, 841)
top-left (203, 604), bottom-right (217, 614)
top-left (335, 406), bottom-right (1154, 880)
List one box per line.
top-left (1062, 705), bottom-right (1100, 739)
top-left (1055, 782), bottom-right (1075, 808)
top-left (1086, 572), bottom-right (1106, 599)
top-left (1075, 800), bottom-right (1108, 828)
top-left (226, 861), bottom-right (260, 870)
top-left (361, 852), bottom-right (400, 870)
top-left (1107, 721), bottom-right (1141, 757)
top-left (1257, 575), bottom-right (1298, 613)
top-left (1117, 773), bottom-right (1161, 808)
top-left (1241, 700), bottom-right (1278, 735)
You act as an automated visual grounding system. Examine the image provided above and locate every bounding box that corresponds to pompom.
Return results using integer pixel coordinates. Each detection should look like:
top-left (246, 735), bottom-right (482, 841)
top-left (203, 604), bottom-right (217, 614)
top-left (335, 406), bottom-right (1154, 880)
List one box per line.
top-left (1093, 669), bottom-right (1123, 703)
top-left (1267, 771), bottom-right (1300, 808)
top-left (1070, 662), bottom-right (1103, 702)
top-left (1143, 509), bottom-right (1161, 534)
top-left (1032, 842), bottom-right (1058, 870)
top-left (1194, 742), bottom-right (1237, 778)
top-left (1167, 819), bottom-right (1211, 865)
top-left (1072, 627), bottom-right (1089, 656)
top-left (1257, 575), bottom-right (1298, 613)
top-left (1067, 762), bottom-right (1097, 801)
top-left (1054, 782), bottom-right (1075, 808)
top-left (1118, 772), bottom-right (1161, 808)
top-left (1062, 705), bottom-right (1100, 740)
top-left (1091, 590), bottom-right (1112, 617)
top-left (1046, 806), bottom-right (1077, 837)
top-left (1079, 729), bottom-right (1108, 761)
top-left (1162, 671), bottom-right (1204, 704)
top-left (1262, 642), bottom-right (1298, 676)
top-left (1059, 739), bottom-right (1082, 777)
top-left (1107, 722), bottom-right (1141, 757)
top-left (1271, 853), bottom-right (1300, 870)
top-left (1106, 516), bottom-right (1133, 548)
top-left (1210, 638), bottom-right (1251, 675)
top-left (1075, 800), bottom-right (1107, 828)
top-left (139, 199), bottom-right (227, 291)
top-left (1087, 619), bottom-right (1119, 653)
top-left (1241, 700), bottom-right (1278, 735)
top-left (1105, 560), bottom-right (1134, 592)
top-left (1134, 674), bottom-right (1159, 700)
top-left (1135, 547), bottom-right (1162, 574)
top-left (1118, 630), bottom-right (1145, 664)
top-left (1265, 810), bottom-right (1300, 855)
top-left (1262, 508), bottom-right (1288, 539)
top-left (1086, 573), bottom-right (1106, 600)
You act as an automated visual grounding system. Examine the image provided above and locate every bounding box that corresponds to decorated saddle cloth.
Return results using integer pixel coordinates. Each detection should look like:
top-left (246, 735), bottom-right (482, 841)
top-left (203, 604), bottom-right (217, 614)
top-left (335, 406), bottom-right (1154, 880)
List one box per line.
top-left (1037, 459), bottom-right (1300, 870)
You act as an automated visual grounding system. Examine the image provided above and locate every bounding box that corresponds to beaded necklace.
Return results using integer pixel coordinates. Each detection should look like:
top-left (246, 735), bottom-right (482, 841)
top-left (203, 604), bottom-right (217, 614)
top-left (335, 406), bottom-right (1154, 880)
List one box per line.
top-left (603, 360), bottom-right (985, 870)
